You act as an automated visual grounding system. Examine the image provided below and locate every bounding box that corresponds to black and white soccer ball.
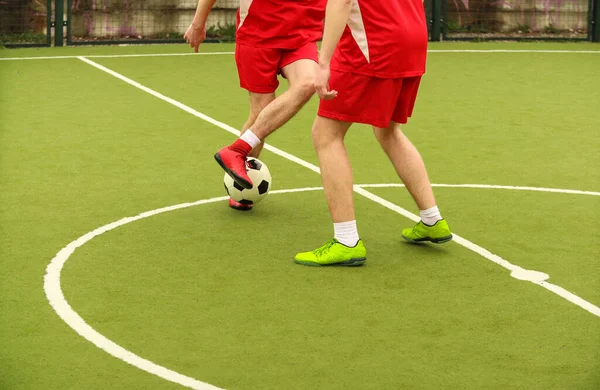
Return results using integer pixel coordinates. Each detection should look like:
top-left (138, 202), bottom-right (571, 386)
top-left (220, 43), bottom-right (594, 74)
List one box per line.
top-left (223, 157), bottom-right (272, 205)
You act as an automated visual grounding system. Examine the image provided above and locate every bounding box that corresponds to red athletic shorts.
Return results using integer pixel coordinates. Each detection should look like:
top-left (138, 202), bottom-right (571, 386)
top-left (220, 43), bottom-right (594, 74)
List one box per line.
top-left (235, 42), bottom-right (319, 94)
top-left (318, 71), bottom-right (422, 128)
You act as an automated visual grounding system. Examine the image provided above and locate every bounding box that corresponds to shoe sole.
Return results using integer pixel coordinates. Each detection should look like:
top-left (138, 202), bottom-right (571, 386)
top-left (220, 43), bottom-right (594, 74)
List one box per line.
top-left (402, 234), bottom-right (453, 244)
top-left (214, 152), bottom-right (253, 190)
top-left (229, 204), bottom-right (253, 211)
top-left (294, 258), bottom-right (366, 267)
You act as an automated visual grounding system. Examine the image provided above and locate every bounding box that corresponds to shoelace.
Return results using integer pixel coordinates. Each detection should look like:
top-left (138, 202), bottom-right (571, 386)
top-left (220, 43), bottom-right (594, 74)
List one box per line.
top-left (313, 239), bottom-right (336, 256)
top-left (232, 154), bottom-right (249, 174)
top-left (411, 221), bottom-right (424, 234)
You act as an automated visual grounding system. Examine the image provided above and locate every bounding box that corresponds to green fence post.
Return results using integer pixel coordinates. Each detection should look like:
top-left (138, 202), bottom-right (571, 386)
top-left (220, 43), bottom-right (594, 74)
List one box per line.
top-left (431, 0), bottom-right (442, 42)
top-left (54, 0), bottom-right (64, 46)
top-left (593, 0), bottom-right (600, 42)
top-left (66, 0), bottom-right (72, 45)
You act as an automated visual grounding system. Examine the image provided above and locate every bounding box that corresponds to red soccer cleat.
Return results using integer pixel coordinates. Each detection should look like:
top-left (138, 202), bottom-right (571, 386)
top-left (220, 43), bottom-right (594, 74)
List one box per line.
top-left (228, 198), bottom-right (253, 211)
top-left (214, 144), bottom-right (253, 190)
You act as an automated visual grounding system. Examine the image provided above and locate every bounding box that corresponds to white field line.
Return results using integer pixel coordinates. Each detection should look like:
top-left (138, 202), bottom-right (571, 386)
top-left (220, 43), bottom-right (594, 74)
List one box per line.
top-left (0, 52), bottom-right (233, 61)
top-left (44, 196), bottom-right (231, 390)
top-left (44, 187), bottom-right (327, 390)
top-left (76, 55), bottom-right (600, 316)
top-left (354, 186), bottom-right (529, 272)
top-left (44, 181), bottom-right (600, 390)
top-left (43, 56), bottom-right (599, 388)
top-left (2, 49), bottom-right (600, 61)
top-left (353, 186), bottom-right (599, 318)
top-left (44, 182), bottom-right (600, 390)
top-left (359, 183), bottom-right (600, 197)
top-left (76, 56), bottom-right (320, 174)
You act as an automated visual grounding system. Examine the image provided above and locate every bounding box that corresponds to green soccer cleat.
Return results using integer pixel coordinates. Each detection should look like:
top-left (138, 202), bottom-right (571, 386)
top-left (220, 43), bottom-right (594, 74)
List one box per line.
top-left (294, 239), bottom-right (367, 267)
top-left (402, 219), bottom-right (453, 244)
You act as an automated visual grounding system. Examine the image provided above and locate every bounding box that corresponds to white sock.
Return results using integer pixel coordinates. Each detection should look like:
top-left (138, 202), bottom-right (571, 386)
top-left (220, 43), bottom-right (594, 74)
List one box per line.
top-left (334, 220), bottom-right (359, 247)
top-left (240, 130), bottom-right (261, 148)
top-left (420, 206), bottom-right (442, 226)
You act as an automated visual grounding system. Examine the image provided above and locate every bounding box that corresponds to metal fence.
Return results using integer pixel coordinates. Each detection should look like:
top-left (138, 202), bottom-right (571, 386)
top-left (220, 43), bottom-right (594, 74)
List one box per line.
top-left (1, 0), bottom-right (599, 47)
top-left (0, 0), bottom-right (52, 47)
top-left (442, 0), bottom-right (594, 40)
top-left (66, 0), bottom-right (237, 45)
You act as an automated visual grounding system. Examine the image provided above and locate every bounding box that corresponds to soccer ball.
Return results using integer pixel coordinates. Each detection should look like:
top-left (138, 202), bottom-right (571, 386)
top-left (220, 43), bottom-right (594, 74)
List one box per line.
top-left (223, 157), bottom-right (272, 205)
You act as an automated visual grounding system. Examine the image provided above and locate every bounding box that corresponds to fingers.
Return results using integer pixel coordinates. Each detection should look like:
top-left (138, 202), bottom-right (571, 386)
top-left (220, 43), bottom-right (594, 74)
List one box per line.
top-left (185, 37), bottom-right (200, 53)
top-left (184, 27), bottom-right (202, 53)
top-left (320, 90), bottom-right (338, 100)
top-left (315, 83), bottom-right (338, 100)
top-left (326, 90), bottom-right (338, 99)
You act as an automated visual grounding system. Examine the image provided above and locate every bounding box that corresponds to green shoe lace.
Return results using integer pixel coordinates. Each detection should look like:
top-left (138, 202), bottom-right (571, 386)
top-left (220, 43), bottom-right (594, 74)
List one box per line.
top-left (313, 239), bottom-right (337, 256)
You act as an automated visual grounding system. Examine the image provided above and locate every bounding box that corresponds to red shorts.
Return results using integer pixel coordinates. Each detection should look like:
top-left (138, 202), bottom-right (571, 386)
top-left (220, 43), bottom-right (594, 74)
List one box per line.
top-left (318, 71), bottom-right (422, 128)
top-left (235, 42), bottom-right (319, 94)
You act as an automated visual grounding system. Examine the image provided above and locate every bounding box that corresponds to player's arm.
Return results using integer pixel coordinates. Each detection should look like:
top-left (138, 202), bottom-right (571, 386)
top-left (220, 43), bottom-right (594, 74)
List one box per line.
top-left (319, 0), bottom-right (352, 67)
top-left (184, 0), bottom-right (217, 52)
top-left (191, 0), bottom-right (217, 29)
top-left (315, 0), bottom-right (353, 99)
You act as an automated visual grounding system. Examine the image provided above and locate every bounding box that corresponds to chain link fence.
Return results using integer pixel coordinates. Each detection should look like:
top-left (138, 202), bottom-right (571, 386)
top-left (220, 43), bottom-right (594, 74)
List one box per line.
top-left (67, 0), bottom-right (237, 44)
top-left (0, 0), bottom-right (52, 47)
top-left (1, 0), bottom-right (598, 47)
top-left (443, 0), bottom-right (592, 40)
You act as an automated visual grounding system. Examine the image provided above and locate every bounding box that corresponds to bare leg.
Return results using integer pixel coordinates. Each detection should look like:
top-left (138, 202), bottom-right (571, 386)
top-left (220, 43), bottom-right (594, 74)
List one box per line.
top-left (373, 122), bottom-right (436, 210)
top-left (312, 116), bottom-right (354, 222)
top-left (215, 60), bottom-right (317, 190)
top-left (242, 92), bottom-right (275, 158)
top-left (250, 59), bottom-right (317, 140)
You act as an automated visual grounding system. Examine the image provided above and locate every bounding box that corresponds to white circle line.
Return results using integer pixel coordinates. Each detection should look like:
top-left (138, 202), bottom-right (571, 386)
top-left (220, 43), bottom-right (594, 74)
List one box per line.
top-left (44, 196), bottom-right (231, 390)
top-left (43, 187), bottom-right (327, 390)
top-left (44, 184), bottom-right (600, 390)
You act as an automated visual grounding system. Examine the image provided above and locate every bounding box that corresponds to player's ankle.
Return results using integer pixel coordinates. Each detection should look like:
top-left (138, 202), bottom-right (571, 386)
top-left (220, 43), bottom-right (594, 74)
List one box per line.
top-left (229, 139), bottom-right (252, 155)
top-left (420, 205), bottom-right (442, 226)
top-left (334, 220), bottom-right (359, 247)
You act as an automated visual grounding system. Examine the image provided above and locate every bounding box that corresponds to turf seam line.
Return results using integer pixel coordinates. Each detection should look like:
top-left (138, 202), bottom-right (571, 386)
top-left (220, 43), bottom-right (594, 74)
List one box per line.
top-left (2, 49), bottom-right (600, 61)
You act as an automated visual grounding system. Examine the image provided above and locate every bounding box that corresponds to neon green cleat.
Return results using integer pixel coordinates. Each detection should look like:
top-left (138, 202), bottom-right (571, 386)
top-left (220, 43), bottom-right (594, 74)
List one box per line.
top-left (402, 220), bottom-right (453, 244)
top-left (294, 239), bottom-right (367, 267)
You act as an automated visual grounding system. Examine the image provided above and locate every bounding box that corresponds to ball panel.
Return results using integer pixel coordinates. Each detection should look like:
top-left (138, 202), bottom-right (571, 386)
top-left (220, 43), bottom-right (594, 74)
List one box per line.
top-left (222, 158), bottom-right (272, 204)
top-left (228, 187), bottom-right (244, 202)
top-left (257, 180), bottom-right (269, 195)
top-left (223, 173), bottom-right (235, 187)
top-left (247, 158), bottom-right (262, 170)
top-left (233, 181), bottom-right (245, 191)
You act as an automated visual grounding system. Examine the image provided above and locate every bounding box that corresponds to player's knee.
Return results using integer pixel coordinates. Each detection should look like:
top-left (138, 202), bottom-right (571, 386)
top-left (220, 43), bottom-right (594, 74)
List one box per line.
top-left (311, 124), bottom-right (326, 149)
top-left (373, 127), bottom-right (389, 143)
top-left (248, 104), bottom-right (268, 124)
top-left (373, 124), bottom-right (402, 145)
top-left (249, 93), bottom-right (275, 119)
top-left (312, 122), bottom-right (335, 150)
top-left (293, 77), bottom-right (316, 102)
top-left (248, 112), bottom-right (260, 126)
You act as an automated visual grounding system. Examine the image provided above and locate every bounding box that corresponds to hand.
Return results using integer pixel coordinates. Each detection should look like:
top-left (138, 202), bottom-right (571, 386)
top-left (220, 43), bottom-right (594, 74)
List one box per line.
top-left (314, 63), bottom-right (338, 100)
top-left (184, 23), bottom-right (206, 53)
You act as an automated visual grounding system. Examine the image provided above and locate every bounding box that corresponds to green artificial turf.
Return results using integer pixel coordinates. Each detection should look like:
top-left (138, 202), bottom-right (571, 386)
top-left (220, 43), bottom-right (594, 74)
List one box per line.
top-left (1, 43), bottom-right (598, 389)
